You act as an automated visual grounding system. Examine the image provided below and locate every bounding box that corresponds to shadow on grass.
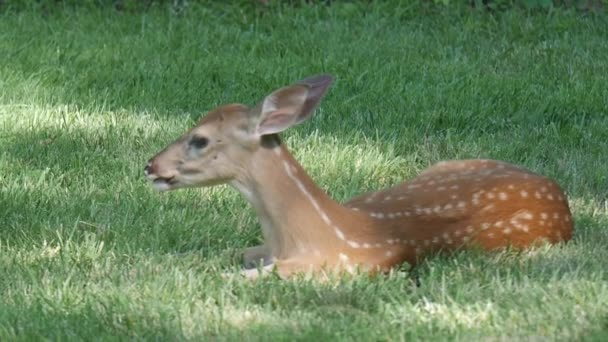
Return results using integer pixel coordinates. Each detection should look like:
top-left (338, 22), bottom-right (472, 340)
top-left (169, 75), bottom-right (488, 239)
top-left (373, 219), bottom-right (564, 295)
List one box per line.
top-left (2, 7), bottom-right (607, 202)
top-left (2, 301), bottom-right (193, 340)
top-left (0, 122), bottom-right (263, 256)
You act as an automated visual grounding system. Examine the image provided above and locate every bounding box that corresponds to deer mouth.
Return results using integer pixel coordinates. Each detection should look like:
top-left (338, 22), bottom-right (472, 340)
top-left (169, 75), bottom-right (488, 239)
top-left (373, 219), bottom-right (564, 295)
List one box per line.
top-left (150, 177), bottom-right (178, 192)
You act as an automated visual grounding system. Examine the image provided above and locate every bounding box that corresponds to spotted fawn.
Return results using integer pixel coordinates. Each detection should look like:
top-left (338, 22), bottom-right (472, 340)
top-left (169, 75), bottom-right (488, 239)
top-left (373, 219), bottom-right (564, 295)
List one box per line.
top-left (144, 74), bottom-right (573, 279)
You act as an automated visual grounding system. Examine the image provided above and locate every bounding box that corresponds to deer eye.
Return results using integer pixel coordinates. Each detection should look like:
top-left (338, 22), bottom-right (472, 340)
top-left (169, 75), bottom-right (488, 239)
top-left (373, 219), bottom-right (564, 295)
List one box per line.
top-left (189, 136), bottom-right (209, 149)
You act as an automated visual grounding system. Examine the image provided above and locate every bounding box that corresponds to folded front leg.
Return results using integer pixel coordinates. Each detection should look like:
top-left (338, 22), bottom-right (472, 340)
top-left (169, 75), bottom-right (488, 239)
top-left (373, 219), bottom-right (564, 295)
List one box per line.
top-left (237, 258), bottom-right (317, 280)
top-left (242, 245), bottom-right (274, 269)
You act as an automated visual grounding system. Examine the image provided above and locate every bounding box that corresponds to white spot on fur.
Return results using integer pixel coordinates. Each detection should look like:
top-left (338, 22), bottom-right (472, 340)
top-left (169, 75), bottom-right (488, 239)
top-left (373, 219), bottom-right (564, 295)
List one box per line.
top-left (335, 228), bottom-right (345, 241)
top-left (512, 210), bottom-right (534, 221)
top-left (283, 160), bottom-right (332, 227)
top-left (482, 204), bottom-right (495, 212)
top-left (520, 190), bottom-right (528, 198)
top-left (339, 253), bottom-right (349, 262)
top-left (347, 241), bottom-right (360, 248)
top-left (498, 192), bottom-right (508, 200)
top-left (319, 212), bottom-right (331, 224)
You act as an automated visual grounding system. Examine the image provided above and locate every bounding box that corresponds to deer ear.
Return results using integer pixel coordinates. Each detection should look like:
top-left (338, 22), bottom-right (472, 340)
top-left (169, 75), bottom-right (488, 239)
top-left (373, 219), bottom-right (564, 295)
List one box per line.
top-left (255, 74), bottom-right (333, 136)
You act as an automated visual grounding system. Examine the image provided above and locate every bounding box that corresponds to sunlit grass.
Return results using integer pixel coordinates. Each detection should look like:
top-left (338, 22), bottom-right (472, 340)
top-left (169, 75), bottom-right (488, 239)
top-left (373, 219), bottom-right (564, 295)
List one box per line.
top-left (1, 2), bottom-right (607, 340)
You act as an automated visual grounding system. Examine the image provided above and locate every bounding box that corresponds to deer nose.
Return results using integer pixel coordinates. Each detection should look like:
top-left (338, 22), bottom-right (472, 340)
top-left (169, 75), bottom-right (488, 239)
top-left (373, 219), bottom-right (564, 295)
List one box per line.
top-left (144, 161), bottom-right (154, 177)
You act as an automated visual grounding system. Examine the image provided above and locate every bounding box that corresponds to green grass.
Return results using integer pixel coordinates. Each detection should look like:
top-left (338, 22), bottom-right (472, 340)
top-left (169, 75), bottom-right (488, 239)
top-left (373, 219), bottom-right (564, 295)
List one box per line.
top-left (1, 2), bottom-right (608, 340)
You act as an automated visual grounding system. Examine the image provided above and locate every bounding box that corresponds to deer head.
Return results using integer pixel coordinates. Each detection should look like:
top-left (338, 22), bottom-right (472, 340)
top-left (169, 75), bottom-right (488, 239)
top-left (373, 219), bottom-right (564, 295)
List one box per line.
top-left (144, 74), bottom-right (333, 191)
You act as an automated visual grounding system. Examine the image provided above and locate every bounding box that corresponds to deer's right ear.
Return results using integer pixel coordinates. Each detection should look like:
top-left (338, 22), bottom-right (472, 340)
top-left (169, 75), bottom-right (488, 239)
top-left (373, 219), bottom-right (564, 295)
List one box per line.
top-left (254, 74), bottom-right (333, 136)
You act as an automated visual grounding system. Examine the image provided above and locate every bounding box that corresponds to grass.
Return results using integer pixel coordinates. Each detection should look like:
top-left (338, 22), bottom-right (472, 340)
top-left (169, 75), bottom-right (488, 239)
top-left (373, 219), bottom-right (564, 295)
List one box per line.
top-left (1, 2), bottom-right (607, 340)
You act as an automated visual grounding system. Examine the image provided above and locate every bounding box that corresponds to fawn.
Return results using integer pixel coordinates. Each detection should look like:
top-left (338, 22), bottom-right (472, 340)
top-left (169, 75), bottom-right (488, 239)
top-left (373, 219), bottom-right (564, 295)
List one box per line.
top-left (144, 74), bottom-right (573, 279)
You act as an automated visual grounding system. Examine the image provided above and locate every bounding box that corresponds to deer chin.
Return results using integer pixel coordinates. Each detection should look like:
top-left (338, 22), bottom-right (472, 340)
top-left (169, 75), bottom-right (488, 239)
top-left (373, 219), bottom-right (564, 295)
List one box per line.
top-left (146, 174), bottom-right (184, 191)
top-left (159, 175), bottom-right (231, 190)
top-left (151, 179), bottom-right (175, 192)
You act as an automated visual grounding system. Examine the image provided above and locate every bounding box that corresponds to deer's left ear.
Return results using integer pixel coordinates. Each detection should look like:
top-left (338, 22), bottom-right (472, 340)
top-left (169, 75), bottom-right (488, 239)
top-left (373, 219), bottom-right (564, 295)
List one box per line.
top-left (254, 74), bottom-right (333, 136)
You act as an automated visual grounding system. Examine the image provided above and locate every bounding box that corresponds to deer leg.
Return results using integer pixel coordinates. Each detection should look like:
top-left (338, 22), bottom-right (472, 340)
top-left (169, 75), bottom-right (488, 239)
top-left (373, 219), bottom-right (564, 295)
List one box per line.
top-left (239, 263), bottom-right (276, 280)
top-left (238, 259), bottom-right (320, 280)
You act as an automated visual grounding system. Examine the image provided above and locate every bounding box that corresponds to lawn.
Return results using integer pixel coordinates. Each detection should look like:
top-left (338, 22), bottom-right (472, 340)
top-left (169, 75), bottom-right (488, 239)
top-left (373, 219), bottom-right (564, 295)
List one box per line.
top-left (1, 1), bottom-right (607, 340)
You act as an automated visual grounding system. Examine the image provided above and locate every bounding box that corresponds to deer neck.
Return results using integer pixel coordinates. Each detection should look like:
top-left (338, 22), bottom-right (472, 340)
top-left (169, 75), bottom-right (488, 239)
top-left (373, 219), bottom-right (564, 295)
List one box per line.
top-left (229, 136), bottom-right (360, 259)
